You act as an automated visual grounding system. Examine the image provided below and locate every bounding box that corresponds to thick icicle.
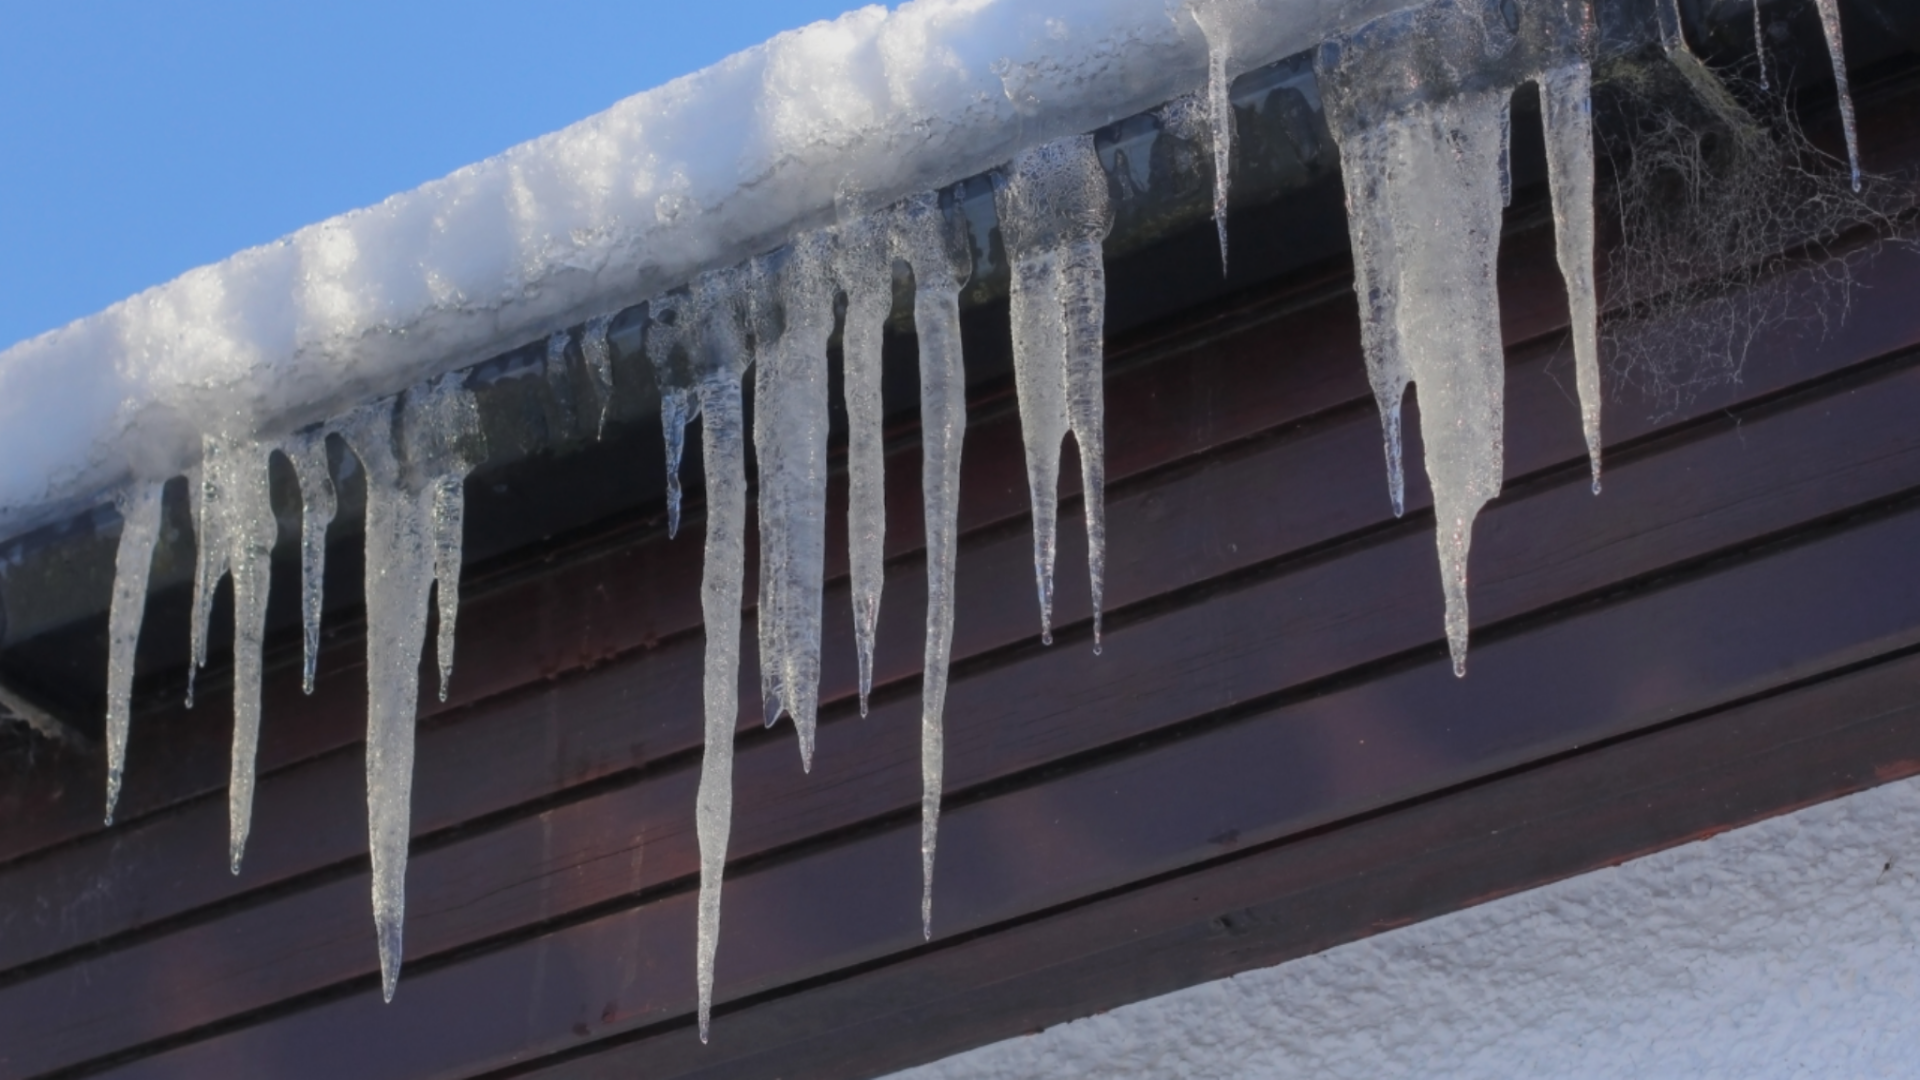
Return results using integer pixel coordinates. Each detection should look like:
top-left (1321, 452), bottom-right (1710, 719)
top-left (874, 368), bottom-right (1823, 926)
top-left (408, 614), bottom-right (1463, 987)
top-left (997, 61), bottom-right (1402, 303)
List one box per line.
top-left (687, 266), bottom-right (753, 1043)
top-left (1753, 0), bottom-right (1770, 91)
top-left (337, 372), bottom-right (483, 1002)
top-left (1542, 61), bottom-right (1604, 492)
top-left (1183, 3), bottom-right (1237, 274)
top-left (1815, 0), bottom-right (1862, 192)
top-left (836, 203), bottom-right (894, 716)
top-left (103, 481), bottom-right (165, 826)
top-left (994, 134), bottom-right (1114, 649)
top-left (752, 232), bottom-right (835, 767)
top-left (1321, 0), bottom-right (1591, 675)
top-left (582, 314), bottom-right (616, 438)
top-left (895, 190), bottom-right (973, 937)
top-left (1397, 94), bottom-right (1510, 678)
top-left (645, 293), bottom-right (696, 539)
top-left (284, 432), bottom-right (338, 695)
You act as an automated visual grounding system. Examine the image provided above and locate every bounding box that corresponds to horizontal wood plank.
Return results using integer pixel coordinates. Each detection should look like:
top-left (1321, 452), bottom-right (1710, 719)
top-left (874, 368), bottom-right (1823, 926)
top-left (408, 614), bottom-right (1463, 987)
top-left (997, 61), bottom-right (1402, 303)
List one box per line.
top-left (81, 496), bottom-right (1920, 1080)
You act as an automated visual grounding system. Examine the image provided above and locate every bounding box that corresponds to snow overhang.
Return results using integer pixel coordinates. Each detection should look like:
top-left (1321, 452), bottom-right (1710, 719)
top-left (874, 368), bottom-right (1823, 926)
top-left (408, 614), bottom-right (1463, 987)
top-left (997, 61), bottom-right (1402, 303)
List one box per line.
top-left (0, 0), bottom-right (1445, 538)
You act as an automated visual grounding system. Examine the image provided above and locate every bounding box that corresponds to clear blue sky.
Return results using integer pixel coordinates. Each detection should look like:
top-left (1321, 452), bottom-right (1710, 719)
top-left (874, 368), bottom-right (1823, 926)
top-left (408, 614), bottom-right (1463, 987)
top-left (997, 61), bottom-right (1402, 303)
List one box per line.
top-left (0, 1), bottom-right (868, 350)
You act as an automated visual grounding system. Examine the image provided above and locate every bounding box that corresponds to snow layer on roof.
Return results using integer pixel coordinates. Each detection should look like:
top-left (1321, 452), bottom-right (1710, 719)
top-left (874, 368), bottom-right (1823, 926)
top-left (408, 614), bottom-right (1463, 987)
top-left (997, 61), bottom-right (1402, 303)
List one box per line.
top-left (0, 0), bottom-right (1414, 532)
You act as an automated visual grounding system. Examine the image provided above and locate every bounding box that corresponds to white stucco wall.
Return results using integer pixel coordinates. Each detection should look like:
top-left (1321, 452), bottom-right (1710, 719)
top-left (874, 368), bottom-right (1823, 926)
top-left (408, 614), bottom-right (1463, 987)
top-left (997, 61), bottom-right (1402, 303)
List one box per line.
top-left (890, 774), bottom-right (1920, 1079)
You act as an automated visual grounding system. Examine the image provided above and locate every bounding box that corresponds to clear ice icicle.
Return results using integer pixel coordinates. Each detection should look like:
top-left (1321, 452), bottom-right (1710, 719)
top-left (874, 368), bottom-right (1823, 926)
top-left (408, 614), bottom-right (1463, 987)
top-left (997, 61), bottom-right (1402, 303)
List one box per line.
top-left (1318, 0), bottom-right (1592, 675)
top-left (1394, 94), bottom-right (1511, 677)
top-left (337, 372), bottom-right (483, 1002)
top-left (645, 293), bottom-right (696, 539)
top-left (686, 265), bottom-right (753, 1043)
top-left (836, 203), bottom-right (894, 716)
top-left (183, 436), bottom-right (280, 871)
top-left (545, 331), bottom-right (580, 441)
top-left (1332, 122), bottom-right (1411, 517)
top-left (103, 481), bottom-right (164, 826)
top-left (994, 134), bottom-right (1114, 649)
top-left (284, 431), bottom-right (337, 695)
top-left (1815, 0), bottom-right (1862, 192)
top-left (1542, 61), bottom-right (1604, 491)
top-left (582, 314), bottom-right (616, 438)
top-left (895, 189), bottom-right (973, 937)
top-left (1182, 3), bottom-right (1236, 274)
top-left (752, 232), bottom-right (834, 767)
top-left (430, 469), bottom-right (465, 703)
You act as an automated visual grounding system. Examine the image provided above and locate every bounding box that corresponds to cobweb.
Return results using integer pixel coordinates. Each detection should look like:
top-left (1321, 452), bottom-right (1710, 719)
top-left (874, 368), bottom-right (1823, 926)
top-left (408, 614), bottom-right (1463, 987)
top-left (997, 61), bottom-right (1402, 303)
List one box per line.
top-left (1593, 43), bottom-right (1910, 415)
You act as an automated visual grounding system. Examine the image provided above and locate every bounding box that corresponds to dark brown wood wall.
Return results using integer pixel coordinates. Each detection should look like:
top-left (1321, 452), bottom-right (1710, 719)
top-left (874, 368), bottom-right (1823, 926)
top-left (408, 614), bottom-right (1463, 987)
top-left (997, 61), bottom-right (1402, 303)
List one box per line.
top-left (4, 72), bottom-right (1920, 1080)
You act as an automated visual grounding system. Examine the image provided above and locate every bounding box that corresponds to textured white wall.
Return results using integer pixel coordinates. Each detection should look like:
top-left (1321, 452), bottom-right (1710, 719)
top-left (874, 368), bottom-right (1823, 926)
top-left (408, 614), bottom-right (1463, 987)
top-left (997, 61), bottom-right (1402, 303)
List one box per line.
top-left (891, 774), bottom-right (1920, 1079)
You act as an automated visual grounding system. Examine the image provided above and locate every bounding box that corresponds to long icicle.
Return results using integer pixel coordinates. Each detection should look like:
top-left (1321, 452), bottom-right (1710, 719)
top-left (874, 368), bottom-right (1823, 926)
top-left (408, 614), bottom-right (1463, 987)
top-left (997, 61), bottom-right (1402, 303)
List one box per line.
top-left (1542, 61), bottom-right (1604, 493)
top-left (342, 371), bottom-right (483, 1002)
top-left (690, 266), bottom-right (753, 1043)
top-left (896, 190), bottom-right (972, 937)
top-left (183, 461), bottom-right (221, 711)
top-left (994, 134), bottom-right (1115, 648)
top-left (751, 233), bottom-right (835, 766)
top-left (1184, 3), bottom-right (1236, 274)
top-left (340, 396), bottom-right (426, 1004)
top-left (837, 202), bottom-right (894, 716)
top-left (103, 481), bottom-right (165, 826)
top-left (284, 430), bottom-right (337, 695)
top-left (1814, 0), bottom-right (1862, 192)
top-left (208, 436), bottom-right (279, 874)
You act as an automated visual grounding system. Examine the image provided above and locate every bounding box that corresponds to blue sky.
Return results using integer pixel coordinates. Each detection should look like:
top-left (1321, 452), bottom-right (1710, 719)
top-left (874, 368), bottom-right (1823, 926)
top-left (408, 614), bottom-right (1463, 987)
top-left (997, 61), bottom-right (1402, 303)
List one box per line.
top-left (0, 1), bottom-right (868, 350)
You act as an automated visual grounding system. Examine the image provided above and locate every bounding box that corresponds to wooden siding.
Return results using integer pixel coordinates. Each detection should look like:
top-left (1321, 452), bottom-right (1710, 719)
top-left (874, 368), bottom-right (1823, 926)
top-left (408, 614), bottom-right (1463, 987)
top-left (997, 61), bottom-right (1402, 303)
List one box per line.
top-left (4, 71), bottom-right (1920, 1080)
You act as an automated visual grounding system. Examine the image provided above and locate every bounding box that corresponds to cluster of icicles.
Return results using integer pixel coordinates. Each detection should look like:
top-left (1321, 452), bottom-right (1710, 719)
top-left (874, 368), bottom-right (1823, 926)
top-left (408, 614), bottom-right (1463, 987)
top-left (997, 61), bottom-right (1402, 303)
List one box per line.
top-left (91, 0), bottom-right (1862, 1043)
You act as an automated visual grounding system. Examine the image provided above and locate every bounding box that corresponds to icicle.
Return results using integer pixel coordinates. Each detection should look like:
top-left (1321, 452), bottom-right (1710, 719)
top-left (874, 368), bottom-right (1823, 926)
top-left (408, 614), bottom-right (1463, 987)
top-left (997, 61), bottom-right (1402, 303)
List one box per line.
top-left (1753, 0), bottom-right (1770, 91)
top-left (1180, 3), bottom-right (1237, 274)
top-left (337, 372), bottom-right (483, 1002)
top-left (284, 431), bottom-right (337, 694)
top-left (545, 331), bottom-right (580, 441)
top-left (1815, 0), bottom-right (1862, 192)
top-left (895, 190), bottom-right (973, 937)
top-left (582, 314), bottom-right (616, 438)
top-left (430, 470), bottom-right (464, 703)
top-left (645, 293), bottom-right (696, 539)
top-left (1332, 123), bottom-right (1411, 517)
top-left (1542, 61), bottom-right (1604, 492)
top-left (1395, 95), bottom-right (1510, 678)
top-left (686, 265), bottom-right (753, 1043)
top-left (993, 134), bottom-right (1114, 650)
top-left (208, 437), bottom-right (279, 873)
top-left (835, 200), bottom-right (894, 717)
top-left (181, 436), bottom-right (280, 870)
top-left (183, 462), bottom-right (216, 711)
top-left (752, 231), bottom-right (835, 768)
top-left (1317, 0), bottom-right (1588, 676)
top-left (102, 481), bottom-right (164, 827)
